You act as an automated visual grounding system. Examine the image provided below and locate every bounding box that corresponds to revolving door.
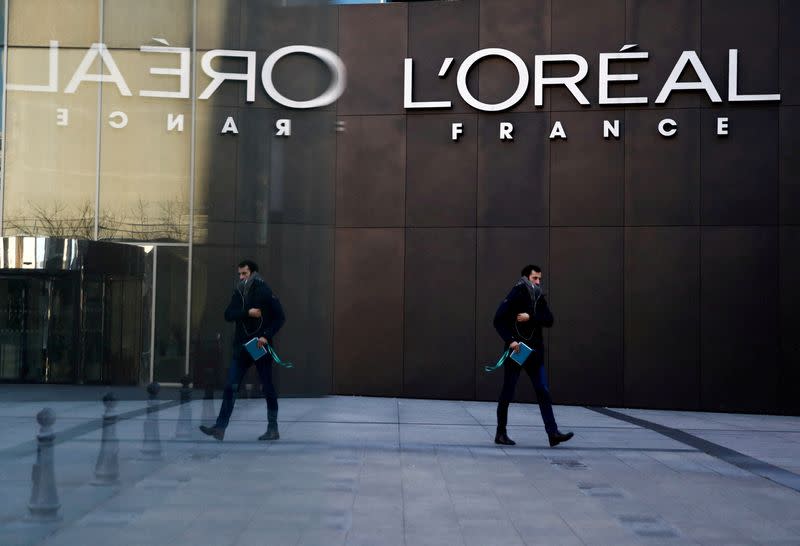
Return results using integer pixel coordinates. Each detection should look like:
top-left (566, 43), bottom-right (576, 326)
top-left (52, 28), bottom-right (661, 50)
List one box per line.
top-left (0, 237), bottom-right (146, 384)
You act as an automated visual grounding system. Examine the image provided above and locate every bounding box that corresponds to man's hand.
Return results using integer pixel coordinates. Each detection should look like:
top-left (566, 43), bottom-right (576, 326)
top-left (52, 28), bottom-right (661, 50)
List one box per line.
top-left (248, 308), bottom-right (262, 318)
top-left (257, 337), bottom-right (268, 349)
top-left (509, 341), bottom-right (521, 353)
top-left (516, 312), bottom-right (530, 322)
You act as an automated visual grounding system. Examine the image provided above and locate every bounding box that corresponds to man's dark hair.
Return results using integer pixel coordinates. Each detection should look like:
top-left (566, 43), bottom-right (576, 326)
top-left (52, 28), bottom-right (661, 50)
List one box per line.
top-left (238, 259), bottom-right (259, 273)
top-left (520, 264), bottom-right (542, 277)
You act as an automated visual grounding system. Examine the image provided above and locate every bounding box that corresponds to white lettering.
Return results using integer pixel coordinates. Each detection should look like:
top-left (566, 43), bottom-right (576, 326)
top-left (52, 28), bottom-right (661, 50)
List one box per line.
top-left (658, 118), bottom-right (678, 137)
top-left (56, 108), bottom-right (69, 126)
top-left (8, 40), bottom-right (59, 93)
top-left (728, 49), bottom-right (780, 102)
top-left (500, 122), bottom-right (514, 140)
top-left (65, 43), bottom-right (132, 96)
top-left (276, 118), bottom-right (292, 136)
top-left (108, 111), bottom-right (128, 129)
top-left (717, 117), bottom-right (729, 136)
top-left (599, 51), bottom-right (649, 105)
top-left (139, 46), bottom-right (191, 99)
top-left (655, 51), bottom-right (721, 104)
top-left (404, 58), bottom-right (452, 109)
top-left (199, 49), bottom-right (257, 102)
top-left (456, 48), bottom-right (529, 112)
top-left (534, 55), bottom-right (590, 107)
top-left (221, 116), bottom-right (239, 134)
top-left (603, 119), bottom-right (620, 139)
top-left (549, 121), bottom-right (567, 140)
top-left (262, 46), bottom-right (346, 109)
top-left (451, 122), bottom-right (463, 141)
top-left (438, 58), bottom-right (454, 77)
top-left (167, 113), bottom-right (185, 132)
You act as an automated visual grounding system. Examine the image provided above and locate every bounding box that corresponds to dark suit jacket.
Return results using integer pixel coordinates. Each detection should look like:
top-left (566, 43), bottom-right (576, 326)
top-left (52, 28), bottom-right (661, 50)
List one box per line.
top-left (224, 276), bottom-right (285, 348)
top-left (493, 283), bottom-right (554, 352)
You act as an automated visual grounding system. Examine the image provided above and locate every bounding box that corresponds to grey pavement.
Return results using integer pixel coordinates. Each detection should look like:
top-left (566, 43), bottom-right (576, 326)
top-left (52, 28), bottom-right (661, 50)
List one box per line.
top-left (0, 388), bottom-right (799, 546)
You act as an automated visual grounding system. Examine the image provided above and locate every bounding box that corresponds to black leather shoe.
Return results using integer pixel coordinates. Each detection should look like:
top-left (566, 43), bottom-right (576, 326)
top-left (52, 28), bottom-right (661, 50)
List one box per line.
top-left (494, 432), bottom-right (516, 446)
top-left (258, 425), bottom-right (279, 441)
top-left (548, 431), bottom-right (574, 447)
top-left (199, 425), bottom-right (225, 441)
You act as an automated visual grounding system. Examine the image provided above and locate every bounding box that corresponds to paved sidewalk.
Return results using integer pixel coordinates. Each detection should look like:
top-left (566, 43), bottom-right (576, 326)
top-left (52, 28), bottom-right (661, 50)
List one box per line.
top-left (0, 389), bottom-right (798, 546)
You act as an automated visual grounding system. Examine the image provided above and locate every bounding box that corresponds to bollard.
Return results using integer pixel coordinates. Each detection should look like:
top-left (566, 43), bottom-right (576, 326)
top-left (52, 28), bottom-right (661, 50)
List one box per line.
top-left (28, 408), bottom-right (61, 521)
top-left (175, 375), bottom-right (193, 439)
top-left (140, 382), bottom-right (162, 460)
top-left (93, 393), bottom-right (120, 486)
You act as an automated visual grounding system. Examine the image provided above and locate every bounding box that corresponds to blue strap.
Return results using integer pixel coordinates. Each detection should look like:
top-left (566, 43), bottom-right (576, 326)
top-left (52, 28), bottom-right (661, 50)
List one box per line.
top-left (266, 344), bottom-right (294, 369)
top-left (484, 348), bottom-right (511, 373)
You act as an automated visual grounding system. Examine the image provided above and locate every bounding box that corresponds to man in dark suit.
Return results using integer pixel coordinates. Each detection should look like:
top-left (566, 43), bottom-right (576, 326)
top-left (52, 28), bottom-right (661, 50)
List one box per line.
top-left (200, 259), bottom-right (285, 441)
top-left (493, 264), bottom-right (573, 447)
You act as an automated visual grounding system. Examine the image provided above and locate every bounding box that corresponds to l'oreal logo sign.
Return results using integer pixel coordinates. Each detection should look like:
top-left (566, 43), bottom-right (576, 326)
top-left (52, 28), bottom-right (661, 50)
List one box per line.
top-left (404, 46), bottom-right (780, 110)
top-left (404, 45), bottom-right (780, 141)
top-left (8, 43), bottom-right (779, 138)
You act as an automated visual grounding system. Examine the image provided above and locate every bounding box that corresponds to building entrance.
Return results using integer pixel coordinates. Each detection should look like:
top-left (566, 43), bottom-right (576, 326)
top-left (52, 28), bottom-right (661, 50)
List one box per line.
top-left (0, 238), bottom-right (146, 384)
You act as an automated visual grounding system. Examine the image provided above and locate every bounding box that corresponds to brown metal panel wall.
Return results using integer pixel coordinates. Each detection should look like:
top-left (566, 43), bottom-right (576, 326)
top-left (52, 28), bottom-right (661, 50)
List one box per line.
top-left (179, 0), bottom-right (794, 414)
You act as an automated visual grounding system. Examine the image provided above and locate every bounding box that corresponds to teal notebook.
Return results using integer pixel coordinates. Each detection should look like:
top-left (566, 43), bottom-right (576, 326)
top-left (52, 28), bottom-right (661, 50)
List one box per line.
top-left (509, 342), bottom-right (533, 365)
top-left (244, 337), bottom-right (268, 360)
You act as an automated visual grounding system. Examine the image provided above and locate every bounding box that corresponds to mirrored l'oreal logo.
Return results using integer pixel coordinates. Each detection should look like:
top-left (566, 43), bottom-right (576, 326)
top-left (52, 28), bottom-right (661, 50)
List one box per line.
top-left (7, 41), bottom-right (348, 109)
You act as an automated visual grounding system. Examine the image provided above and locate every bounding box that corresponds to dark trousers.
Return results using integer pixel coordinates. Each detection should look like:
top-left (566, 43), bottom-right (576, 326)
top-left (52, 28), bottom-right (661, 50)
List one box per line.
top-left (215, 349), bottom-right (278, 429)
top-left (496, 350), bottom-right (557, 435)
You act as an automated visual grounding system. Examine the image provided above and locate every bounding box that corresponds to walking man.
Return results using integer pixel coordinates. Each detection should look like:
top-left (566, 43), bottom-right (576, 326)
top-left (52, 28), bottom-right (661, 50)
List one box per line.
top-left (493, 264), bottom-right (573, 447)
top-left (200, 259), bottom-right (285, 441)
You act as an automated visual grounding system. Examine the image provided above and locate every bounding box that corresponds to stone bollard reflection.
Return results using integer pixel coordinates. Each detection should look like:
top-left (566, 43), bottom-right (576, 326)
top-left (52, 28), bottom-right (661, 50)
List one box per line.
top-left (140, 382), bottom-right (162, 460)
top-left (28, 408), bottom-right (61, 521)
top-left (175, 375), bottom-right (193, 439)
top-left (93, 393), bottom-right (120, 486)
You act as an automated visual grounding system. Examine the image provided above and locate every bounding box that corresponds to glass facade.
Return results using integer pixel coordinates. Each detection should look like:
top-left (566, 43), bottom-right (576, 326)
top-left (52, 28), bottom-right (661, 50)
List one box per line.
top-left (3, 2), bottom-right (192, 243)
top-left (0, 0), bottom-right (338, 390)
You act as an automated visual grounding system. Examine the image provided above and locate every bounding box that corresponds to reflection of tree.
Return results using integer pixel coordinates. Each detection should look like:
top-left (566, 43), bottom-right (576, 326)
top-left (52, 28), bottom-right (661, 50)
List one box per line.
top-left (99, 196), bottom-right (188, 242)
top-left (4, 200), bottom-right (97, 239)
top-left (4, 197), bottom-right (189, 242)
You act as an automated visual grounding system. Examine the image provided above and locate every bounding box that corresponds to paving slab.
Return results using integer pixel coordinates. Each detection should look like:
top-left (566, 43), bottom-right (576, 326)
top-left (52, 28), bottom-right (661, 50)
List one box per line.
top-left (0, 388), bottom-right (798, 546)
